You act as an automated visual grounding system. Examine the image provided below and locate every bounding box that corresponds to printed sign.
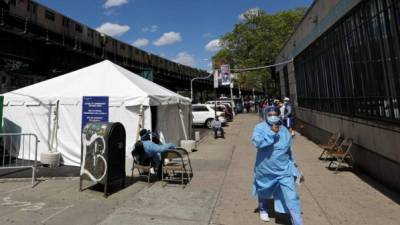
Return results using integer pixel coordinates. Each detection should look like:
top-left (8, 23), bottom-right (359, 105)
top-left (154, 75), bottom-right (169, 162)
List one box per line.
top-left (220, 64), bottom-right (231, 86)
top-left (82, 96), bottom-right (109, 131)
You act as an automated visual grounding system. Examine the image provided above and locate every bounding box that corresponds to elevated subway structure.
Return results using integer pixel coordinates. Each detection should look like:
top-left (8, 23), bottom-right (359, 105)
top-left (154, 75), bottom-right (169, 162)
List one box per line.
top-left (0, 0), bottom-right (237, 99)
top-left (275, 0), bottom-right (400, 192)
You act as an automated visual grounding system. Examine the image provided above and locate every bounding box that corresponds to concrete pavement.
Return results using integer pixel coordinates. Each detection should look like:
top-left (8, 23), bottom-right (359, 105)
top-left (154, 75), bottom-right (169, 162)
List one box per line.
top-left (209, 114), bottom-right (400, 225)
top-left (0, 113), bottom-right (399, 225)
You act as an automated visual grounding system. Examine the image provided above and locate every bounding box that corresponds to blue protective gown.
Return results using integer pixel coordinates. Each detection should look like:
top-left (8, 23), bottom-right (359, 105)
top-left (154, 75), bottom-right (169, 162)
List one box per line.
top-left (251, 122), bottom-right (301, 216)
top-left (142, 141), bottom-right (176, 166)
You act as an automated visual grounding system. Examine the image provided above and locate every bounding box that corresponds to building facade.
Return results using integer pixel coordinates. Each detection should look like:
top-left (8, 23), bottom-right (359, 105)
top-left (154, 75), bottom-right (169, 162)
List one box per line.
top-left (276, 0), bottom-right (400, 191)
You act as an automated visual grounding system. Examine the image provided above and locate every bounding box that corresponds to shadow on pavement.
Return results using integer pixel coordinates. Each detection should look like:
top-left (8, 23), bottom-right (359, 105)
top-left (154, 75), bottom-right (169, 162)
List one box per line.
top-left (0, 165), bottom-right (80, 178)
top-left (355, 171), bottom-right (400, 205)
top-left (253, 199), bottom-right (292, 225)
top-left (323, 159), bottom-right (400, 205)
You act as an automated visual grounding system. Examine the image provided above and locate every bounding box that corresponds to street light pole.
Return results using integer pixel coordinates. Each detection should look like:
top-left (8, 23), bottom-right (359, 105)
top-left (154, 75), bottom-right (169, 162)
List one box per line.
top-left (190, 71), bottom-right (213, 102)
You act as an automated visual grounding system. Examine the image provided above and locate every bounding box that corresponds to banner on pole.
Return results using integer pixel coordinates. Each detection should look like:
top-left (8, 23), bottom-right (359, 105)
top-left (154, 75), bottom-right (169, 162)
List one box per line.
top-left (220, 64), bottom-right (231, 86)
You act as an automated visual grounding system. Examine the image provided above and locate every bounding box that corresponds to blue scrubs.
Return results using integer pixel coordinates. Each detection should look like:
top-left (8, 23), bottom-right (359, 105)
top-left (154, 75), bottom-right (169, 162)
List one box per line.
top-left (252, 122), bottom-right (303, 225)
top-left (142, 141), bottom-right (176, 166)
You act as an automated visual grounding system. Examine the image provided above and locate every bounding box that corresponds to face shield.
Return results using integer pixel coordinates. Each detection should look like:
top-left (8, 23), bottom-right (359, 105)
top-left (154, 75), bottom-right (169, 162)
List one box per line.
top-left (265, 106), bottom-right (281, 125)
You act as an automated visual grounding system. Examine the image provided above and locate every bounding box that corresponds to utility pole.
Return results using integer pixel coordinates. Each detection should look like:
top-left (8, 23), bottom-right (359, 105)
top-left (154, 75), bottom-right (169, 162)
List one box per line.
top-left (190, 72), bottom-right (213, 102)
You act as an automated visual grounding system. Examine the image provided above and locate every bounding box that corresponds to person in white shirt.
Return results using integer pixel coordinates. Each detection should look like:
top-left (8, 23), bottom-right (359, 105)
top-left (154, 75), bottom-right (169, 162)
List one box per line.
top-left (211, 117), bottom-right (224, 139)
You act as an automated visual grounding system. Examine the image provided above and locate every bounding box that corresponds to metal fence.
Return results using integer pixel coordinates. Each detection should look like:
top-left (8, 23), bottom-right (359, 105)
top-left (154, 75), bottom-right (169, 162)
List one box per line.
top-left (0, 133), bottom-right (39, 186)
top-left (295, 0), bottom-right (400, 124)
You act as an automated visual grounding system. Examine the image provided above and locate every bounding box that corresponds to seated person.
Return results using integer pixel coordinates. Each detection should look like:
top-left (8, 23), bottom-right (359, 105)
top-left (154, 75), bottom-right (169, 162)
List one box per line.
top-left (151, 131), bottom-right (161, 144)
top-left (139, 129), bottom-right (176, 179)
top-left (211, 117), bottom-right (224, 139)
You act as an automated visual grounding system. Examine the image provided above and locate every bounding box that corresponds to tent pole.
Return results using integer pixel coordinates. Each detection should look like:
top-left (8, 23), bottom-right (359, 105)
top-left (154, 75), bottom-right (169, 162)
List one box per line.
top-left (177, 104), bottom-right (188, 140)
top-left (135, 105), bottom-right (144, 141)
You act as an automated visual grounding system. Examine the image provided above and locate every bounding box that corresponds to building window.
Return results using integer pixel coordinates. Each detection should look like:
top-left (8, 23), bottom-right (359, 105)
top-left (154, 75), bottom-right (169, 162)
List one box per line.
top-left (294, 0), bottom-right (400, 123)
top-left (45, 10), bottom-right (55, 21)
top-left (120, 43), bottom-right (126, 50)
top-left (10, 0), bottom-right (16, 6)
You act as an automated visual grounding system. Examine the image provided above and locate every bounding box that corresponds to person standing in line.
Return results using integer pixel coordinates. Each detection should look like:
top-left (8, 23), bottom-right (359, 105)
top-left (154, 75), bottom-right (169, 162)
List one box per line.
top-left (251, 106), bottom-right (303, 225)
top-left (283, 97), bottom-right (295, 136)
top-left (279, 100), bottom-right (286, 120)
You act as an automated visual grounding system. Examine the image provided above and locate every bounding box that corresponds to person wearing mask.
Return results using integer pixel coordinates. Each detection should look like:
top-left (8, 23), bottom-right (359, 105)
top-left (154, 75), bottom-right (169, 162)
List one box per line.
top-left (139, 129), bottom-right (176, 179)
top-left (251, 106), bottom-right (303, 225)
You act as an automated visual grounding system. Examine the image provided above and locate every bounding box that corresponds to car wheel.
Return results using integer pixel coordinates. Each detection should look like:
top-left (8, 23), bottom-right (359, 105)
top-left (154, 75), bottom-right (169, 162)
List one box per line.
top-left (205, 119), bottom-right (213, 129)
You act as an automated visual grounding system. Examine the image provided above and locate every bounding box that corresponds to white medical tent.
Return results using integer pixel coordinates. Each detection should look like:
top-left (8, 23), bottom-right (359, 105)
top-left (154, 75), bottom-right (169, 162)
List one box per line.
top-left (2, 60), bottom-right (192, 166)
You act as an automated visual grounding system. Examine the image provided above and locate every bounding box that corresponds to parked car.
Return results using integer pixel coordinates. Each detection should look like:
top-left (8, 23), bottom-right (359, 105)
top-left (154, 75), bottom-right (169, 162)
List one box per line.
top-left (206, 100), bottom-right (234, 109)
top-left (192, 104), bottom-right (226, 128)
top-left (208, 104), bottom-right (233, 121)
top-left (221, 103), bottom-right (234, 121)
top-left (206, 98), bottom-right (244, 114)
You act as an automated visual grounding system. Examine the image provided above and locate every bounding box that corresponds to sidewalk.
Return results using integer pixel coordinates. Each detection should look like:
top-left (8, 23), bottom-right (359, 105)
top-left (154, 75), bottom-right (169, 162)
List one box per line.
top-left (210, 113), bottom-right (400, 225)
top-left (0, 113), bottom-right (399, 225)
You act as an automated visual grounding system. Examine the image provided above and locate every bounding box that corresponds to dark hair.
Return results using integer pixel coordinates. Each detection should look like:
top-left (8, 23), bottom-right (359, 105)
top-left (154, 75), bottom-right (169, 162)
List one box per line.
top-left (132, 141), bottom-right (145, 158)
top-left (140, 129), bottom-right (151, 141)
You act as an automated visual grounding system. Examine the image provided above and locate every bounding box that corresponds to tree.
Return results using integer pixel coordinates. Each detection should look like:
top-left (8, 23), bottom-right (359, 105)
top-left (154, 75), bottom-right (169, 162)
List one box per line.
top-left (212, 8), bottom-right (306, 95)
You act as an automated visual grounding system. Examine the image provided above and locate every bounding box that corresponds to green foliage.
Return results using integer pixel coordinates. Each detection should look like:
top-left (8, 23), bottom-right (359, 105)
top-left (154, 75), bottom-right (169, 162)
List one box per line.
top-left (212, 8), bottom-right (306, 93)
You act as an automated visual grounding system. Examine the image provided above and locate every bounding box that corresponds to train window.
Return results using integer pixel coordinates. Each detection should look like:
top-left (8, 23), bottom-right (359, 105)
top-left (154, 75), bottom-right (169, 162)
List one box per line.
top-left (87, 29), bottom-right (94, 38)
top-left (75, 24), bottom-right (83, 33)
top-left (62, 17), bottom-right (69, 27)
top-left (28, 2), bottom-right (38, 14)
top-left (45, 10), bottom-right (55, 21)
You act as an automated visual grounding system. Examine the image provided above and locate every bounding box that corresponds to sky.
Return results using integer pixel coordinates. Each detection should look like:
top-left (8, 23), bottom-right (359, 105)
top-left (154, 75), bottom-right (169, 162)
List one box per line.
top-left (36, 0), bottom-right (313, 71)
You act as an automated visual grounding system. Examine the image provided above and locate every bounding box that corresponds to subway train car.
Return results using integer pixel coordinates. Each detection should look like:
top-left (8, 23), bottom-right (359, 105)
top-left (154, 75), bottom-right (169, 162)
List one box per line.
top-left (1, 0), bottom-right (208, 80)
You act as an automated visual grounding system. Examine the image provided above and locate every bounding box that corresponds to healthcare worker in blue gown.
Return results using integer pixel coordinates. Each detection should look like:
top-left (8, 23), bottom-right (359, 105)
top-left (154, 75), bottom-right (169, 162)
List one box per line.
top-left (251, 106), bottom-right (303, 225)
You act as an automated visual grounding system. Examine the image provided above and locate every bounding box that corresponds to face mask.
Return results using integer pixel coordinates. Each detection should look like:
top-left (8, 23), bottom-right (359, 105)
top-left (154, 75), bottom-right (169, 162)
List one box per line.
top-left (267, 115), bottom-right (281, 125)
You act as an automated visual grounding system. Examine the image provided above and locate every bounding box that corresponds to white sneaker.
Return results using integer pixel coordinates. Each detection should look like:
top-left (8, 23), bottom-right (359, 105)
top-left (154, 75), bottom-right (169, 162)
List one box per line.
top-left (260, 211), bottom-right (270, 222)
top-left (149, 168), bottom-right (155, 174)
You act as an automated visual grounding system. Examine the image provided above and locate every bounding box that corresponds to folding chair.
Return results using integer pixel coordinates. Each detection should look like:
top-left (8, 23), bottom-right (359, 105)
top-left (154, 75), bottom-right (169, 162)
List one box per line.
top-left (319, 132), bottom-right (342, 160)
top-left (327, 138), bottom-right (354, 173)
top-left (131, 141), bottom-right (157, 183)
top-left (161, 147), bottom-right (193, 186)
